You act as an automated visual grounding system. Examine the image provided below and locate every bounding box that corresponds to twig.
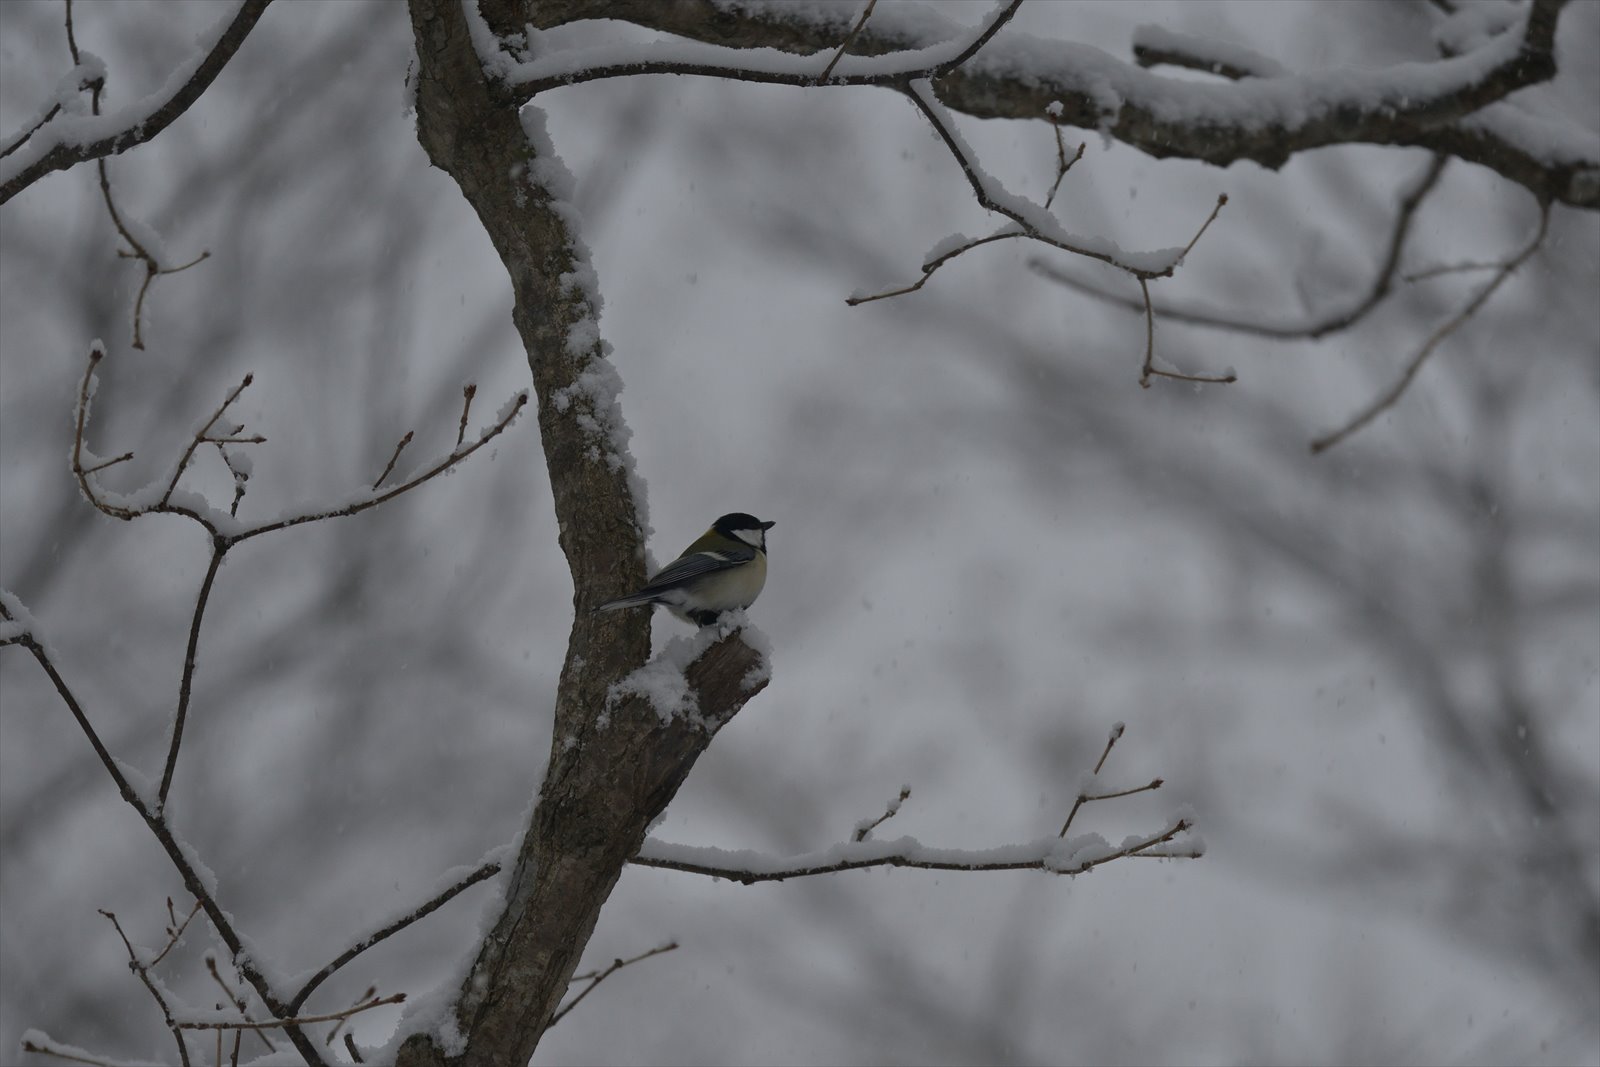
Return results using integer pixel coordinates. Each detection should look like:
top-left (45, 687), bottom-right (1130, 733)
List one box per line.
top-left (159, 374), bottom-right (255, 508)
top-left (1030, 154), bottom-right (1449, 340)
top-left (100, 909), bottom-right (192, 1067)
top-left (373, 431), bottom-right (415, 490)
top-left (2, 0), bottom-right (275, 205)
top-left (344, 1034), bottom-right (365, 1064)
top-left (71, 343), bottom-right (529, 545)
top-left (289, 860), bottom-right (503, 1012)
top-left (148, 898), bottom-right (203, 967)
top-left (1043, 128), bottom-right (1085, 211)
top-left (853, 785), bottom-right (911, 842)
top-left (1178, 193), bottom-right (1229, 261)
top-left (19, 1036), bottom-right (118, 1067)
top-left (177, 992), bottom-right (404, 1032)
top-left (1092, 722), bottom-right (1124, 774)
top-left (65, 0), bottom-right (214, 349)
top-left (455, 383), bottom-right (477, 448)
top-left (551, 943), bottom-right (679, 1027)
top-left (207, 955), bottom-right (276, 1056)
top-left (1060, 722), bottom-right (1147, 836)
top-left (633, 819), bottom-right (1198, 883)
top-left (816, 0), bottom-right (878, 84)
top-left (324, 986), bottom-right (375, 1047)
top-left (0, 602), bottom-right (327, 1066)
top-left (1309, 198), bottom-right (1550, 454)
top-left (846, 231), bottom-right (1020, 305)
top-left (156, 542), bottom-right (225, 814)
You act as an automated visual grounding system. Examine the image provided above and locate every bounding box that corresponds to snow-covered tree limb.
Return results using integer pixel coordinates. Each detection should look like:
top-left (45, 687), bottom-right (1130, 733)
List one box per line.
top-left (513, 0), bottom-right (1597, 209)
top-left (0, 0), bottom-right (274, 205)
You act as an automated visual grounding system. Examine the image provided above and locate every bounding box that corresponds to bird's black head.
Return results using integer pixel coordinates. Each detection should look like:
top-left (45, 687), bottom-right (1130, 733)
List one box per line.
top-left (714, 512), bottom-right (775, 548)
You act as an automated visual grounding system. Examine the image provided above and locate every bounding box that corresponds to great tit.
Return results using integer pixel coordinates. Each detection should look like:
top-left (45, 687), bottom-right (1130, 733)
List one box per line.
top-left (597, 513), bottom-right (775, 627)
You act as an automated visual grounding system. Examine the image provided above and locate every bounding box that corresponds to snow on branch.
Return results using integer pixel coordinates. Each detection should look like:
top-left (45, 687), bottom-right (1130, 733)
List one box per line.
top-left (632, 722), bottom-right (1202, 884)
top-left (562, 0), bottom-right (1595, 208)
top-left (471, 0), bottom-right (1025, 93)
top-left (850, 79), bottom-right (1234, 387)
top-left (0, 0), bottom-right (274, 205)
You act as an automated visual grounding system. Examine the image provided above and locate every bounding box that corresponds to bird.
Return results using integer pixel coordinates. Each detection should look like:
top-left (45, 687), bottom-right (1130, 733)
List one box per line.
top-left (597, 512), bottom-right (775, 627)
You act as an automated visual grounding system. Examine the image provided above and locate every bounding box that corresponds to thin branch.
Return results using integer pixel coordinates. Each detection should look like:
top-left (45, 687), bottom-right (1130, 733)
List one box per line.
top-left (1092, 722), bottom-right (1124, 774)
top-left (160, 374), bottom-right (255, 507)
top-left (344, 1034), bottom-right (365, 1064)
top-left (455, 383), bottom-right (477, 448)
top-left (71, 344), bottom-right (528, 544)
top-left (0, 598), bottom-right (326, 1066)
top-left (516, 0), bottom-right (1022, 97)
top-left (550, 943), bottom-right (679, 1027)
top-left (1309, 199), bottom-right (1550, 453)
top-left (288, 860), bottom-right (503, 1012)
top-left (632, 819), bottom-right (1198, 884)
top-left (853, 785), bottom-right (911, 842)
top-left (206, 955), bottom-right (276, 1055)
top-left (177, 992), bottom-right (404, 1033)
top-left (100, 910), bottom-right (192, 1067)
top-left (373, 431), bottom-right (415, 490)
top-left (82, 450), bottom-right (134, 475)
top-left (1043, 128), bottom-right (1084, 211)
top-left (19, 1036), bottom-right (120, 1067)
top-left (1030, 154), bottom-right (1449, 340)
top-left (932, 0), bottom-right (1025, 75)
top-left (233, 391), bottom-right (529, 543)
top-left (148, 898), bottom-right (203, 968)
top-left (846, 231), bottom-right (1021, 305)
top-left (157, 541), bottom-right (225, 814)
top-left (815, 0), bottom-right (878, 84)
top-left (1, 0), bottom-right (276, 205)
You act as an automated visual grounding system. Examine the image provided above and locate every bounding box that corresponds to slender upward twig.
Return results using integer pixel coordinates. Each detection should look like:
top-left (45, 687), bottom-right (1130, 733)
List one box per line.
top-left (289, 859), bottom-right (504, 1012)
top-left (101, 909), bottom-right (193, 1067)
top-left (550, 942), bottom-right (679, 1027)
top-left (816, 0), bottom-right (878, 84)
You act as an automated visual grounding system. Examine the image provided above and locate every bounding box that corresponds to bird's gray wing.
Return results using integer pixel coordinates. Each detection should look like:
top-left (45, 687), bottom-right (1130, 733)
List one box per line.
top-left (635, 546), bottom-right (755, 594)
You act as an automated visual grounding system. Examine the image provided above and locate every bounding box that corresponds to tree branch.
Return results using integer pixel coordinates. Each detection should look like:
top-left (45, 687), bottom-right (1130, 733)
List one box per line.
top-left (528, 0), bottom-right (1594, 209)
top-left (632, 818), bottom-right (1200, 884)
top-left (0, 0), bottom-right (275, 205)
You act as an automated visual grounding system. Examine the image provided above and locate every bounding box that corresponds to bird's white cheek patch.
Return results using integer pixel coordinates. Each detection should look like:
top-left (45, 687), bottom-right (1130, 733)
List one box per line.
top-left (732, 528), bottom-right (765, 549)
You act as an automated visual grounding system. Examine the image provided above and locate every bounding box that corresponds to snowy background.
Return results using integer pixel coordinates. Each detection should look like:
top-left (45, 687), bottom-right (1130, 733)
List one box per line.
top-left (1, 1), bottom-right (1597, 1064)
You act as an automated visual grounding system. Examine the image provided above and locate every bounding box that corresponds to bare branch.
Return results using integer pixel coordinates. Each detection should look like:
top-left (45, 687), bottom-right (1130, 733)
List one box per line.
top-left (1030, 155), bottom-right (1449, 340)
top-left (455, 383), bottom-right (477, 449)
top-left (70, 343), bottom-right (528, 544)
top-left (1309, 198), bottom-right (1551, 453)
top-left (0, 601), bottom-right (326, 1065)
top-left (853, 785), bottom-right (912, 842)
top-left (815, 0), bottom-right (878, 85)
top-left (550, 942), bottom-right (679, 1027)
top-left (289, 859), bottom-right (504, 1013)
top-left (0, 0), bottom-right (276, 204)
top-left (157, 541), bottom-right (225, 814)
top-left (374, 430), bottom-right (415, 490)
top-left (178, 993), bottom-right (404, 1033)
top-left (100, 910), bottom-right (193, 1067)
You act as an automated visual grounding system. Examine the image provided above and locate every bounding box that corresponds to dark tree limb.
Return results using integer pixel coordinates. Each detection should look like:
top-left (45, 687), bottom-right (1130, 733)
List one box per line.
top-left (513, 0), bottom-right (1594, 209)
top-left (0, 0), bottom-right (274, 205)
top-left (400, 1), bottom-right (772, 1063)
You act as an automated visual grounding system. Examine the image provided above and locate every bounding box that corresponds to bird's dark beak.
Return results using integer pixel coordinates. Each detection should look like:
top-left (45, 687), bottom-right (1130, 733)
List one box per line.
top-left (760, 520), bottom-right (776, 530)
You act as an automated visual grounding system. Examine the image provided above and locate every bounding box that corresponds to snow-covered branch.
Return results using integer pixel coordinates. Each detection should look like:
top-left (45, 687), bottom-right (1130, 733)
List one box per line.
top-left (0, 0), bottom-right (274, 205)
top-left (531, 0), bottom-right (1595, 209)
top-left (633, 818), bottom-right (1200, 884)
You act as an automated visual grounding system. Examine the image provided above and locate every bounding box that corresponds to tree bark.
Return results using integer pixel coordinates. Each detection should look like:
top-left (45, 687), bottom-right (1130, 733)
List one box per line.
top-left (400, 2), bottom-right (769, 1063)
